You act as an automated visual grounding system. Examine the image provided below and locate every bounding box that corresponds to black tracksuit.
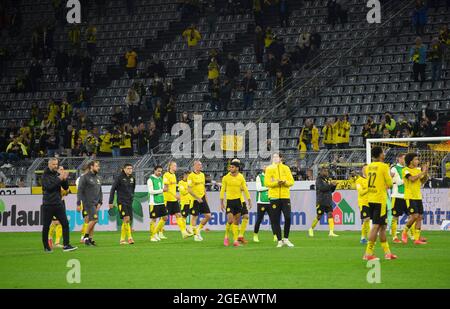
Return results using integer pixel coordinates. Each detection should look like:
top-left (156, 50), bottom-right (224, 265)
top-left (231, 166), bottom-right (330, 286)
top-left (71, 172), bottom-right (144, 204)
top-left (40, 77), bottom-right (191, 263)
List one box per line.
top-left (108, 171), bottom-right (136, 206)
top-left (41, 167), bottom-right (70, 249)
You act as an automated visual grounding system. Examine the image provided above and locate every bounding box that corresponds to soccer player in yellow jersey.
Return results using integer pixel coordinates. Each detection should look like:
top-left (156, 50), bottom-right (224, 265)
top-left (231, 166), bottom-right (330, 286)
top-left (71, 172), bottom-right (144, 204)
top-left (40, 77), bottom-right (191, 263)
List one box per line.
top-left (231, 159), bottom-right (252, 244)
top-left (163, 161), bottom-right (192, 239)
top-left (363, 147), bottom-right (397, 261)
top-left (48, 166), bottom-right (69, 249)
top-left (355, 165), bottom-right (370, 244)
top-left (188, 160), bottom-right (211, 241)
top-left (178, 171), bottom-right (192, 233)
top-left (401, 153), bottom-right (429, 245)
top-left (220, 161), bottom-right (252, 247)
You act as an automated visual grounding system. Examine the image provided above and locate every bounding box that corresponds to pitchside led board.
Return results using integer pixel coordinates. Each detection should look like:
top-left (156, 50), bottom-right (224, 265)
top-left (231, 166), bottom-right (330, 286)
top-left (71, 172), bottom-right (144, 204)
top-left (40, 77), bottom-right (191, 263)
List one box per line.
top-left (0, 185), bottom-right (449, 232)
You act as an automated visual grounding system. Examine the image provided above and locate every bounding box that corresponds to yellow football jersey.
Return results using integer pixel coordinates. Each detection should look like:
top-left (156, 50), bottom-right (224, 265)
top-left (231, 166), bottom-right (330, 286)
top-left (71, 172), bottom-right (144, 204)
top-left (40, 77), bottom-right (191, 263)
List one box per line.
top-left (220, 172), bottom-right (250, 201)
top-left (178, 180), bottom-right (191, 206)
top-left (355, 176), bottom-right (368, 210)
top-left (163, 172), bottom-right (177, 202)
top-left (367, 161), bottom-right (393, 205)
top-left (187, 171), bottom-right (206, 199)
top-left (403, 167), bottom-right (423, 200)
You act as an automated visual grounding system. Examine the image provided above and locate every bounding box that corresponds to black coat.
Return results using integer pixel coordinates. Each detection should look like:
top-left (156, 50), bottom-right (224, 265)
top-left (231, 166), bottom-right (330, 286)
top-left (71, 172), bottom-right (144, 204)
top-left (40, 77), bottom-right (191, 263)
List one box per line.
top-left (315, 176), bottom-right (336, 206)
top-left (42, 167), bottom-right (69, 206)
top-left (108, 171), bottom-right (136, 206)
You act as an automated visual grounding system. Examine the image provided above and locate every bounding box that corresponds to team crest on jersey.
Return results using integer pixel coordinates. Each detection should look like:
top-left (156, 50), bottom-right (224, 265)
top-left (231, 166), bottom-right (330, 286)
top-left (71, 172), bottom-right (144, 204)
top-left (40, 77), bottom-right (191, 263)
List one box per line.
top-left (227, 208), bottom-right (230, 212)
top-left (410, 208), bottom-right (414, 213)
top-left (392, 210), bottom-right (397, 215)
top-left (122, 211), bottom-right (125, 216)
top-left (318, 210), bottom-right (322, 214)
top-left (261, 207), bottom-right (265, 211)
top-left (272, 204), bottom-right (276, 209)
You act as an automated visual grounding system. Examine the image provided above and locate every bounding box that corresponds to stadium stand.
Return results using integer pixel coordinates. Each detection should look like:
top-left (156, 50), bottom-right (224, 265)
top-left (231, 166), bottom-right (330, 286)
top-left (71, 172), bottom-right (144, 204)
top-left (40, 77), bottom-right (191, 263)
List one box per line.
top-left (0, 0), bottom-right (448, 187)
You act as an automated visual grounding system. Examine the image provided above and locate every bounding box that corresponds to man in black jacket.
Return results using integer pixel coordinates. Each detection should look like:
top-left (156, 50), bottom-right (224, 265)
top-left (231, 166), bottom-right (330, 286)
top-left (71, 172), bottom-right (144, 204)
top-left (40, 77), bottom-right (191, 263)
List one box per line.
top-left (108, 163), bottom-right (136, 245)
top-left (240, 70), bottom-right (257, 110)
top-left (41, 158), bottom-right (77, 252)
top-left (77, 160), bottom-right (103, 246)
top-left (308, 167), bottom-right (339, 237)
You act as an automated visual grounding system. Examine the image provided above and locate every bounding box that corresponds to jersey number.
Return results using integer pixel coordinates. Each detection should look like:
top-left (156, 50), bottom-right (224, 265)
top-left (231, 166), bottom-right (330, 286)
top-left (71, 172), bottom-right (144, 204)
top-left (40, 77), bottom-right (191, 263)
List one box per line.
top-left (368, 173), bottom-right (377, 188)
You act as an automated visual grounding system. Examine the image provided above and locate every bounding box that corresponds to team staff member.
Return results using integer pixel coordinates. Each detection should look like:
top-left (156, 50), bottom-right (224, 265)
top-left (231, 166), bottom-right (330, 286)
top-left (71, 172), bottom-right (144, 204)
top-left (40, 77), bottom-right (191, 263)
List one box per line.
top-left (76, 164), bottom-right (90, 243)
top-left (109, 163), bottom-right (136, 245)
top-left (41, 158), bottom-right (77, 252)
top-left (48, 166), bottom-right (70, 249)
top-left (77, 160), bottom-right (103, 246)
top-left (363, 147), bottom-right (396, 261)
top-left (308, 167), bottom-right (339, 237)
top-left (265, 153), bottom-right (295, 248)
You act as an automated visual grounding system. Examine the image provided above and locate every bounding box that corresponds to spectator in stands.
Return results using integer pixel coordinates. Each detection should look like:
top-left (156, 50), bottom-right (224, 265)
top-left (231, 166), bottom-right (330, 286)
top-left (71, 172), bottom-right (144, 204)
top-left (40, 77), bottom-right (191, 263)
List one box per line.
top-left (265, 52), bottom-right (279, 90)
top-left (336, 0), bottom-right (348, 25)
top-left (274, 70), bottom-right (285, 94)
top-left (42, 22), bottom-right (55, 59)
top-left (134, 122), bottom-right (148, 155)
top-left (336, 114), bottom-right (351, 149)
top-left (125, 47), bottom-right (138, 79)
top-left (1, 137), bottom-right (28, 168)
top-left (310, 31), bottom-right (322, 51)
top-left (207, 57), bottom-right (219, 85)
top-left (254, 26), bottom-right (265, 64)
top-left (52, 0), bottom-right (65, 26)
top-left (68, 24), bottom-right (81, 50)
top-left (29, 58), bottom-right (43, 92)
top-left (12, 70), bottom-right (27, 93)
top-left (264, 27), bottom-right (274, 50)
top-left (220, 78), bottom-right (232, 111)
top-left (366, 123), bottom-right (381, 139)
top-left (71, 136), bottom-right (86, 157)
top-left (298, 118), bottom-right (319, 152)
top-left (270, 36), bottom-right (286, 63)
top-left (298, 31), bottom-right (311, 62)
top-left (180, 111), bottom-right (192, 125)
top-left (322, 118), bottom-right (336, 149)
top-left (109, 128), bottom-right (121, 157)
top-left (70, 50), bottom-right (82, 81)
top-left (429, 37), bottom-right (443, 86)
top-left (253, 0), bottom-right (264, 28)
top-left (240, 70), bottom-right (257, 110)
top-left (111, 106), bottom-right (124, 126)
top-left (164, 80), bottom-right (176, 101)
top-left (148, 120), bottom-right (161, 151)
top-left (153, 100), bottom-right (165, 130)
top-left (120, 124), bottom-right (133, 156)
top-left (225, 53), bottom-right (240, 87)
top-left (147, 56), bottom-right (167, 79)
top-left (205, 3), bottom-right (217, 33)
top-left (86, 24), bottom-right (97, 58)
top-left (149, 75), bottom-right (165, 110)
top-left (280, 53), bottom-right (292, 78)
top-left (327, 0), bottom-right (338, 26)
top-left (125, 87), bottom-right (140, 125)
top-left (81, 51), bottom-right (92, 87)
top-left (278, 0), bottom-right (289, 27)
top-left (46, 129), bottom-right (59, 157)
top-left (382, 127), bottom-right (391, 138)
top-left (97, 128), bottom-right (112, 157)
top-left (182, 24), bottom-right (201, 58)
top-left (31, 26), bottom-right (41, 59)
top-left (382, 113), bottom-right (396, 136)
top-left (166, 96), bottom-right (177, 133)
top-left (55, 46), bottom-right (69, 82)
top-left (0, 170), bottom-right (7, 187)
top-left (397, 114), bottom-right (412, 134)
top-left (409, 37), bottom-right (427, 86)
top-left (411, 0), bottom-right (427, 36)
top-left (209, 78), bottom-right (221, 111)
top-left (438, 25), bottom-right (449, 65)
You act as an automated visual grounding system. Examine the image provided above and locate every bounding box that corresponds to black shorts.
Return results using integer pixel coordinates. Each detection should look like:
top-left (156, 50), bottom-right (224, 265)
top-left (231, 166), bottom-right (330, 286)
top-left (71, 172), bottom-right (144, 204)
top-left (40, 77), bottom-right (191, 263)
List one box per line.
top-left (391, 197), bottom-right (407, 217)
top-left (369, 203), bottom-right (387, 226)
top-left (150, 204), bottom-right (168, 219)
top-left (241, 201), bottom-right (248, 215)
top-left (190, 196), bottom-right (211, 216)
top-left (166, 201), bottom-right (181, 215)
top-left (407, 199), bottom-right (424, 215)
top-left (360, 205), bottom-right (370, 220)
top-left (226, 199), bottom-right (242, 215)
top-left (316, 204), bottom-right (333, 216)
top-left (257, 203), bottom-right (270, 214)
top-left (181, 204), bottom-right (190, 218)
top-left (269, 199), bottom-right (291, 213)
top-left (118, 203), bottom-right (132, 219)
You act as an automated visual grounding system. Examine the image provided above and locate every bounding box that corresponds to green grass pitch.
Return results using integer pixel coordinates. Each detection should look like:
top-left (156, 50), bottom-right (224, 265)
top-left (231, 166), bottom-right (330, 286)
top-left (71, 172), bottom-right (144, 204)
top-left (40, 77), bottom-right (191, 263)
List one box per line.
top-left (1, 231), bottom-right (449, 288)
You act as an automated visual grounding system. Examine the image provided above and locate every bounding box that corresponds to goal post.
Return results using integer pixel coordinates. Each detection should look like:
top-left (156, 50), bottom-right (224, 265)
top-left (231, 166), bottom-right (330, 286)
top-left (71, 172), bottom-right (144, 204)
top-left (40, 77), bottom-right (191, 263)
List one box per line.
top-left (366, 136), bottom-right (450, 179)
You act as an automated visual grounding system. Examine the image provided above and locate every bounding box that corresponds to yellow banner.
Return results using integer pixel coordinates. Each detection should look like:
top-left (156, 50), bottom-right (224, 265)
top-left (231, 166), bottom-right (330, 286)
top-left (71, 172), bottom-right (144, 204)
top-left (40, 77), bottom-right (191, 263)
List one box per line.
top-left (221, 135), bottom-right (243, 151)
